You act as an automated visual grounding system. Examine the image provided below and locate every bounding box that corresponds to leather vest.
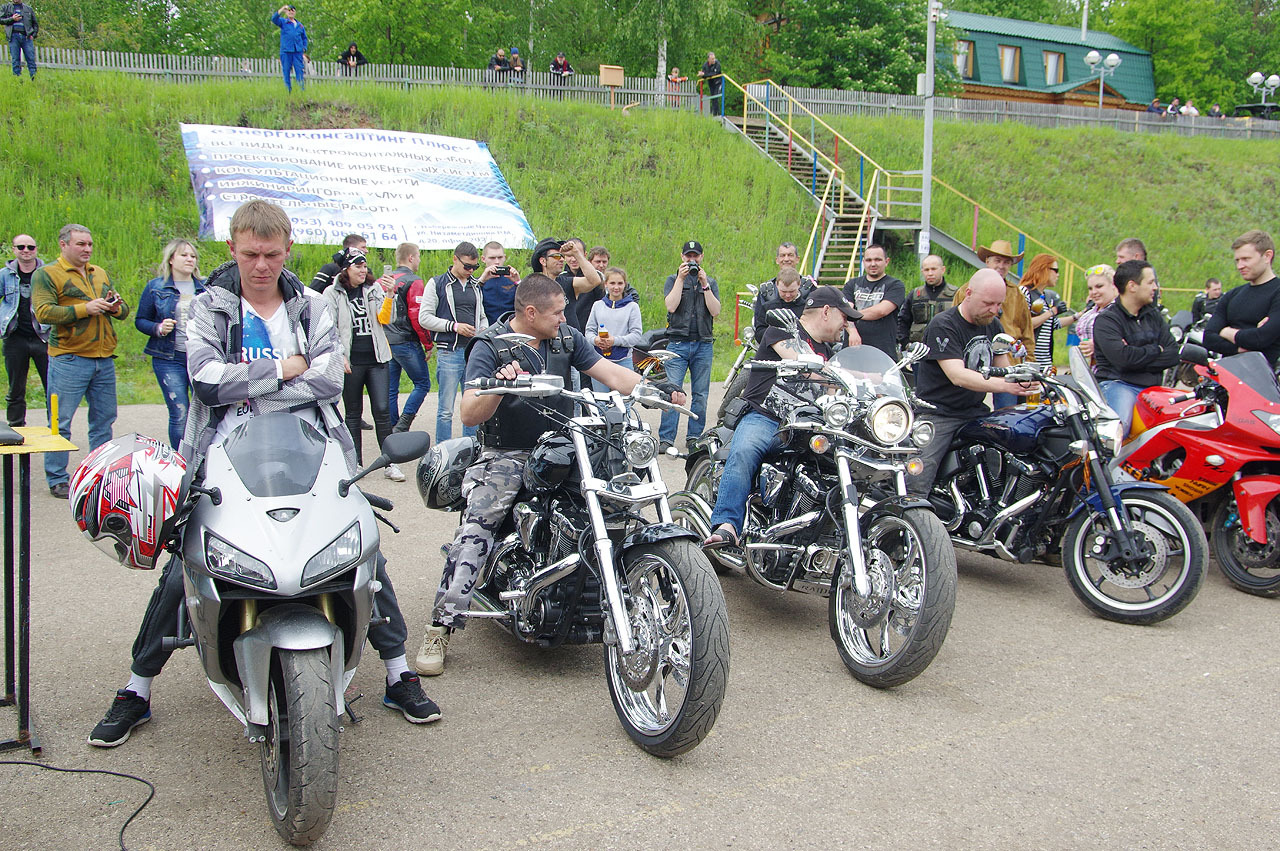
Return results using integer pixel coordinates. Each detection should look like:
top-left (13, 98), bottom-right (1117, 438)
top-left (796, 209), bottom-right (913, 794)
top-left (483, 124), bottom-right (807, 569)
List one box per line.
top-left (470, 319), bottom-right (577, 450)
top-left (909, 283), bottom-right (958, 342)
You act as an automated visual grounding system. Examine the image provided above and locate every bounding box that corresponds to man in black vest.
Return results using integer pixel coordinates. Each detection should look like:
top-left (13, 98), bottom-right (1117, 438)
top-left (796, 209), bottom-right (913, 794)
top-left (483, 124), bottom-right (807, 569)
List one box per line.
top-left (418, 241), bottom-right (488, 443)
top-left (660, 239), bottom-right (720, 452)
top-left (414, 274), bottom-right (685, 675)
top-left (897, 254), bottom-right (957, 348)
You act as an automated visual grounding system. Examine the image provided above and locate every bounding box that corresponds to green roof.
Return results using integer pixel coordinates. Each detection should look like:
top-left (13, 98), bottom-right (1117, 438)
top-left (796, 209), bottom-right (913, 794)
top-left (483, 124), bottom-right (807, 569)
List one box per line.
top-left (944, 11), bottom-right (1155, 104)
top-left (946, 11), bottom-right (1148, 55)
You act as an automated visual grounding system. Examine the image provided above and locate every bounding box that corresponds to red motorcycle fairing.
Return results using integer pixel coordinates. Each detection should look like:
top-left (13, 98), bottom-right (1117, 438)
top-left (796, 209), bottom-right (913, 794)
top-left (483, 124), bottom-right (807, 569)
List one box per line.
top-left (1233, 476), bottom-right (1280, 544)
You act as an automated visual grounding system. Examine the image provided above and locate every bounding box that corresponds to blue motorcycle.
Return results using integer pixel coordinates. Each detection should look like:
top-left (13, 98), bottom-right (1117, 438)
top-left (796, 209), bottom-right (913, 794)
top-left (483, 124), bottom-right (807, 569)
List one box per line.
top-left (925, 346), bottom-right (1206, 625)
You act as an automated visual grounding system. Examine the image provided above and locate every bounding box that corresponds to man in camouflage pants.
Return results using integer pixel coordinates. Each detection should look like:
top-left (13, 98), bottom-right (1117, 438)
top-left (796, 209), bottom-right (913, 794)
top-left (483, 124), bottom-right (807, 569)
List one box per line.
top-left (416, 274), bottom-right (684, 675)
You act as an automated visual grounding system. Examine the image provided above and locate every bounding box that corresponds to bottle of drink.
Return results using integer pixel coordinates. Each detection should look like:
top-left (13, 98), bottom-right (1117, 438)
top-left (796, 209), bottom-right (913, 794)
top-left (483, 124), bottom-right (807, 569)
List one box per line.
top-left (599, 329), bottom-right (612, 356)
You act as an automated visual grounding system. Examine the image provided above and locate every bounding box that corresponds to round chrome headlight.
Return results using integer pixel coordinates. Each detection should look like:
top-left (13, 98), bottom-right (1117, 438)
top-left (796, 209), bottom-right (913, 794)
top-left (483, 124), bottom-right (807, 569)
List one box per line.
top-left (868, 398), bottom-right (912, 445)
top-left (741, 326), bottom-right (755, 345)
top-left (911, 418), bottom-right (935, 448)
top-left (1095, 415), bottom-right (1125, 456)
top-left (623, 432), bottom-right (658, 467)
top-left (821, 398), bottom-right (852, 429)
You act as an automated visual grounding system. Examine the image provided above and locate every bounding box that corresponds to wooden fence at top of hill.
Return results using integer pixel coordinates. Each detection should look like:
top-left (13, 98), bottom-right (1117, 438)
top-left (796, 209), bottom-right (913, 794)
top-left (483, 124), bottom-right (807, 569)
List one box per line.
top-left (36, 47), bottom-right (1280, 140)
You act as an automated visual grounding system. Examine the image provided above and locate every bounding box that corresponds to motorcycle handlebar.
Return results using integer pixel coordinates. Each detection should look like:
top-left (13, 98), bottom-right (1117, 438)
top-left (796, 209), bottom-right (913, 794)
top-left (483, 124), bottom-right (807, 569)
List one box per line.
top-left (361, 489), bottom-right (394, 511)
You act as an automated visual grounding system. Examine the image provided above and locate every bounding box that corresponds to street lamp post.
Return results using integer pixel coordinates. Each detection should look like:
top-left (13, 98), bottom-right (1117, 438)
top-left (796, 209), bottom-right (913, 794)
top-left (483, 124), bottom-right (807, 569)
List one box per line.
top-left (920, 0), bottom-right (942, 261)
top-left (1247, 71), bottom-right (1280, 104)
top-left (1083, 50), bottom-right (1121, 113)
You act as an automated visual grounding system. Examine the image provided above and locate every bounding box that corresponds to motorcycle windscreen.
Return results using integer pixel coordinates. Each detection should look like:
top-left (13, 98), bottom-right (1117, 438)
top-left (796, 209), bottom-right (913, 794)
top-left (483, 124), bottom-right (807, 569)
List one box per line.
top-left (219, 412), bottom-right (328, 497)
top-left (826, 345), bottom-right (909, 401)
top-left (1066, 345), bottom-right (1108, 408)
top-left (1216, 351), bottom-right (1280, 404)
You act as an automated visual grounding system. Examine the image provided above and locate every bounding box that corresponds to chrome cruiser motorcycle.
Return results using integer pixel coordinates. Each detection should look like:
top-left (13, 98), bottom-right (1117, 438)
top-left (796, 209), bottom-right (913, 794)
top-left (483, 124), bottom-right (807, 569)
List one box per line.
top-left (417, 352), bottom-right (728, 757)
top-left (926, 345), bottom-right (1206, 624)
top-left (671, 339), bottom-right (957, 688)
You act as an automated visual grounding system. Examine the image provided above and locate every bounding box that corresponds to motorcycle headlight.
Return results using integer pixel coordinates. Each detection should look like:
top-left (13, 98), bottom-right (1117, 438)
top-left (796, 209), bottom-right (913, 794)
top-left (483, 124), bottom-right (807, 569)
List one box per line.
top-left (1095, 415), bottom-right (1125, 456)
top-left (820, 398), bottom-right (852, 429)
top-left (623, 432), bottom-right (658, 467)
top-left (302, 521), bottom-right (362, 586)
top-left (1170, 326), bottom-right (1184, 343)
top-left (911, 419), bottom-right (935, 448)
top-left (206, 533), bottom-right (276, 589)
top-left (1253, 410), bottom-right (1280, 439)
top-left (868, 398), bottom-right (912, 445)
top-left (741, 326), bottom-right (755, 345)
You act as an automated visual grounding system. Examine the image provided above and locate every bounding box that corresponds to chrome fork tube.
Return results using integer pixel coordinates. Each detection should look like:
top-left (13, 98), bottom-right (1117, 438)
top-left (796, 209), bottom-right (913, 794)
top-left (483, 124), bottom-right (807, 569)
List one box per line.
top-left (836, 453), bottom-right (871, 597)
top-left (571, 427), bottom-right (634, 654)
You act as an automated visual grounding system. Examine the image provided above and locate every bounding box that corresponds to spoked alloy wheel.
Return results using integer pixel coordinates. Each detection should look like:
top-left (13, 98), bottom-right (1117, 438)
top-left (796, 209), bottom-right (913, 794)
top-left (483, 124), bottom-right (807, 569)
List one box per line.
top-left (1062, 490), bottom-right (1206, 624)
top-left (1212, 496), bottom-right (1280, 596)
top-left (829, 508), bottom-right (956, 688)
top-left (262, 648), bottom-right (339, 845)
top-left (605, 541), bottom-right (728, 757)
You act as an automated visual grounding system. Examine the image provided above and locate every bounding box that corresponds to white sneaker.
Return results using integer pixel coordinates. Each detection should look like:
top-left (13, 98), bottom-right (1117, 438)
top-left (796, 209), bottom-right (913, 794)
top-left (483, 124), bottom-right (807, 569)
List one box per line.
top-left (415, 626), bottom-right (449, 676)
top-left (385, 464), bottom-right (406, 482)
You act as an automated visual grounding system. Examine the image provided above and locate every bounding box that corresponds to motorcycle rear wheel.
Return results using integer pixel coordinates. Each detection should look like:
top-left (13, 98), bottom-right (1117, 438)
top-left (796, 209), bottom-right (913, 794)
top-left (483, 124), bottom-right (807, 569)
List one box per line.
top-left (262, 648), bottom-right (339, 846)
top-left (1211, 497), bottom-right (1280, 596)
top-left (1062, 490), bottom-right (1206, 624)
top-left (605, 541), bottom-right (729, 757)
top-left (829, 508), bottom-right (957, 688)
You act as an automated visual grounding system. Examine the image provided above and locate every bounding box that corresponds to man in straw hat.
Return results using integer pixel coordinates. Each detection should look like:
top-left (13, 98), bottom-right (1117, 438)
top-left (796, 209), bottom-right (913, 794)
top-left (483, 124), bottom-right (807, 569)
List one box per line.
top-left (952, 237), bottom-right (1034, 409)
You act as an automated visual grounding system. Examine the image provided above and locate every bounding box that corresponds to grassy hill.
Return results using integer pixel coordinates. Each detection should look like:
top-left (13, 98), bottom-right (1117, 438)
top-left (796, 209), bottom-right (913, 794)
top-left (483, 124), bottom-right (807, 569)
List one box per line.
top-left (0, 73), bottom-right (813, 404)
top-left (2, 73), bottom-right (1278, 406)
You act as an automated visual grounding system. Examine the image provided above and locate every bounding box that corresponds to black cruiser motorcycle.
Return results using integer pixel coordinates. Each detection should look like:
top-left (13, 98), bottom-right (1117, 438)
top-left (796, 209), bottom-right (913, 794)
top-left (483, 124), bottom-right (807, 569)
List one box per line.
top-left (417, 340), bottom-right (727, 757)
top-left (923, 343), bottom-right (1206, 625)
top-left (670, 329), bottom-right (956, 688)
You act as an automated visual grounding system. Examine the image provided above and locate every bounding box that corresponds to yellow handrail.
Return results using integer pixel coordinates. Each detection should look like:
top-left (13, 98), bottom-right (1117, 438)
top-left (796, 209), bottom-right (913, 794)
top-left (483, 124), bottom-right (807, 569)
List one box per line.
top-left (748, 79), bottom-right (890, 177)
top-left (802, 168), bottom-right (841, 277)
top-left (846, 169), bottom-right (881, 281)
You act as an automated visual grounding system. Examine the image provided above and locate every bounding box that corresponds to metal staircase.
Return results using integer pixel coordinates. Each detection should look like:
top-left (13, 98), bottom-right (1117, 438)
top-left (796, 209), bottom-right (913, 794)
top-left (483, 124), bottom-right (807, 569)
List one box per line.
top-left (730, 115), bottom-right (879, 287)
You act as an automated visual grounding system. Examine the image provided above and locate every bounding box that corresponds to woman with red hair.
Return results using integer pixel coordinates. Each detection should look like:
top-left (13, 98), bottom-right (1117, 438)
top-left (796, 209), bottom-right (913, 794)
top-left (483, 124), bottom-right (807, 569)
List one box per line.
top-left (1022, 253), bottom-right (1075, 367)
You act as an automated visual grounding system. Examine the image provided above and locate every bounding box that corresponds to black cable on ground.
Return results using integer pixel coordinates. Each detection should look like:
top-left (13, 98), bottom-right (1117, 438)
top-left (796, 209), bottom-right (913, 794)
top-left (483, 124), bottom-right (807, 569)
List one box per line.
top-left (0, 759), bottom-right (155, 851)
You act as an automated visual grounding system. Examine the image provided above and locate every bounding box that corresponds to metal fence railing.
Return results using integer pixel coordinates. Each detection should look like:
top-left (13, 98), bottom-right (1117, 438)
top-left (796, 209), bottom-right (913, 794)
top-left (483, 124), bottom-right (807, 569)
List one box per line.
top-left (37, 48), bottom-right (1280, 139)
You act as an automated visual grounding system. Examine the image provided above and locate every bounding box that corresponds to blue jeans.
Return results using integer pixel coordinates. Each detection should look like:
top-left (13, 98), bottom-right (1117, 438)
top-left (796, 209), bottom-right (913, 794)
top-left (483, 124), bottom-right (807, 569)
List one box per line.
top-left (152, 356), bottom-right (191, 450)
top-left (1101, 379), bottom-right (1144, 436)
top-left (589, 356), bottom-right (632, 392)
top-left (659, 339), bottom-right (712, 445)
top-left (45, 354), bottom-right (117, 487)
top-left (992, 391), bottom-right (1017, 410)
top-left (435, 347), bottom-right (476, 443)
top-left (388, 341), bottom-right (432, 423)
top-left (280, 51), bottom-right (305, 91)
top-left (708, 411), bottom-right (784, 535)
top-left (8, 33), bottom-right (35, 77)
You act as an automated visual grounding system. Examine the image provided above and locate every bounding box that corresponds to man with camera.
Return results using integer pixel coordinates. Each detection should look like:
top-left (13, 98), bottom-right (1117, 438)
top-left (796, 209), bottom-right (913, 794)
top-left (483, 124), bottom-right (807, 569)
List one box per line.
top-left (660, 239), bottom-right (720, 452)
top-left (32, 224), bottom-right (129, 499)
top-left (478, 241), bottom-right (521, 322)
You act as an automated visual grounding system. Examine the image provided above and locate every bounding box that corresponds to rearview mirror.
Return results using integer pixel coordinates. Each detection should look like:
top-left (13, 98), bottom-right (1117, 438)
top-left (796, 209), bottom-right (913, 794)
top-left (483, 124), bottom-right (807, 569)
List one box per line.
top-left (991, 333), bottom-right (1016, 355)
top-left (380, 431), bottom-right (432, 464)
top-left (1179, 343), bottom-right (1209, 366)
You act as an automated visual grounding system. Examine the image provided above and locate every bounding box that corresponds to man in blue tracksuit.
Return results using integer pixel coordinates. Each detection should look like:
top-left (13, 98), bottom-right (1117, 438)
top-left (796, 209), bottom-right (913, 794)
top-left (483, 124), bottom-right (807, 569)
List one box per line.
top-left (271, 4), bottom-right (308, 92)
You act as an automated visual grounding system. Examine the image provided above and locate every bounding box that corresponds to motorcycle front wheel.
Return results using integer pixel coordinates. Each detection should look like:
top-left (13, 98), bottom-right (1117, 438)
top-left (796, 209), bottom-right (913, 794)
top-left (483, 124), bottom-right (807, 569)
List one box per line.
top-left (1062, 489), bottom-right (1206, 624)
top-left (605, 540), bottom-right (729, 757)
top-left (1211, 496), bottom-right (1280, 596)
top-left (829, 508), bottom-right (957, 688)
top-left (262, 648), bottom-right (339, 846)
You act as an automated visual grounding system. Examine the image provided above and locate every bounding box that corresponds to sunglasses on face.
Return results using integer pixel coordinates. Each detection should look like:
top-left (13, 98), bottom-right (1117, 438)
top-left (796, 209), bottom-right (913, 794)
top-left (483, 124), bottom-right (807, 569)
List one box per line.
top-left (545, 253), bottom-right (565, 261)
top-left (13, 244), bottom-right (35, 251)
top-left (460, 261), bottom-right (480, 271)
top-left (1050, 267), bottom-right (1060, 272)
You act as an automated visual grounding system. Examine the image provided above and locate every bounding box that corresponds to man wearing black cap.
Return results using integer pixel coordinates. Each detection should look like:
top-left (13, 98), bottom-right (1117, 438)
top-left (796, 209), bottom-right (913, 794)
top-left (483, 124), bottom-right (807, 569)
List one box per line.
top-left (661, 239), bottom-right (720, 451)
top-left (703, 286), bottom-right (857, 546)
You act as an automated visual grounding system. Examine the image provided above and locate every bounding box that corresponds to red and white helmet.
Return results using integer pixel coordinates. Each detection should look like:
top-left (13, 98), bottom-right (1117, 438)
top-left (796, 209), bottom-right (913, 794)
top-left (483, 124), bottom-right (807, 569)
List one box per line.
top-left (70, 434), bottom-right (189, 570)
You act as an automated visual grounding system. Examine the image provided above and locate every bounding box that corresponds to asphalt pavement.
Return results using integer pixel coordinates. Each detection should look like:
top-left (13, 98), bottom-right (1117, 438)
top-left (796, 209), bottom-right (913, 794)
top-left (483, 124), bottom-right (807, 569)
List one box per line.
top-left (0, 390), bottom-right (1276, 850)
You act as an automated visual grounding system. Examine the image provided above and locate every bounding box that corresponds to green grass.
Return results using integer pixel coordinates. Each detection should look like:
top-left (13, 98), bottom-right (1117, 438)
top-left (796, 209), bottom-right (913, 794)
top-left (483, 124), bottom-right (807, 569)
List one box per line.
top-left (3, 72), bottom-right (1276, 404)
top-left (826, 115), bottom-right (1280, 307)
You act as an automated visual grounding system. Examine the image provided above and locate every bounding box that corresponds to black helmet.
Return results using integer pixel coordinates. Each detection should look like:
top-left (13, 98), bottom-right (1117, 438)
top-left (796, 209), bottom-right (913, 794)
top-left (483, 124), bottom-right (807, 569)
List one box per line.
top-left (417, 437), bottom-right (478, 510)
top-left (523, 434), bottom-right (578, 495)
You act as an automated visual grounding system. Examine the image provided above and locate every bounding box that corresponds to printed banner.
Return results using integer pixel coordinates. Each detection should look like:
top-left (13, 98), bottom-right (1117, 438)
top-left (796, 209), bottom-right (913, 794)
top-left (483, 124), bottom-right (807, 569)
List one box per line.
top-left (180, 124), bottom-right (536, 250)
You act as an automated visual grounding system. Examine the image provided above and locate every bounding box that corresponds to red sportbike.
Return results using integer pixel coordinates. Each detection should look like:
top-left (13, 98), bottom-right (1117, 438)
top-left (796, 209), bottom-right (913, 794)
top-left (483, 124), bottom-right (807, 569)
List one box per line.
top-left (1114, 349), bottom-right (1280, 596)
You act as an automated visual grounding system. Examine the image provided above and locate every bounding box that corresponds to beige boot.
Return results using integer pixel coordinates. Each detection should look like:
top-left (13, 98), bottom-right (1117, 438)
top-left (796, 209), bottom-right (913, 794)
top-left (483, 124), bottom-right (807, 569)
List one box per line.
top-left (415, 625), bottom-right (449, 676)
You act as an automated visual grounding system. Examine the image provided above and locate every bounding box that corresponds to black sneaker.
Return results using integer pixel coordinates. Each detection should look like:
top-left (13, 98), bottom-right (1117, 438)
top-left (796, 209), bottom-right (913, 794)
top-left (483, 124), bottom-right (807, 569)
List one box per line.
top-left (383, 673), bottom-right (441, 724)
top-left (49, 483), bottom-right (69, 499)
top-left (88, 689), bottom-right (151, 747)
top-left (361, 419), bottom-right (374, 431)
top-left (659, 441), bottom-right (674, 455)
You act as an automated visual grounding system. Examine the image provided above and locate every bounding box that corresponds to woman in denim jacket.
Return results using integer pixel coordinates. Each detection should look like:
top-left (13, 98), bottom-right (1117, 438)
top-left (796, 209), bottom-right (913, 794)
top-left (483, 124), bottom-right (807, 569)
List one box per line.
top-left (135, 239), bottom-right (205, 448)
